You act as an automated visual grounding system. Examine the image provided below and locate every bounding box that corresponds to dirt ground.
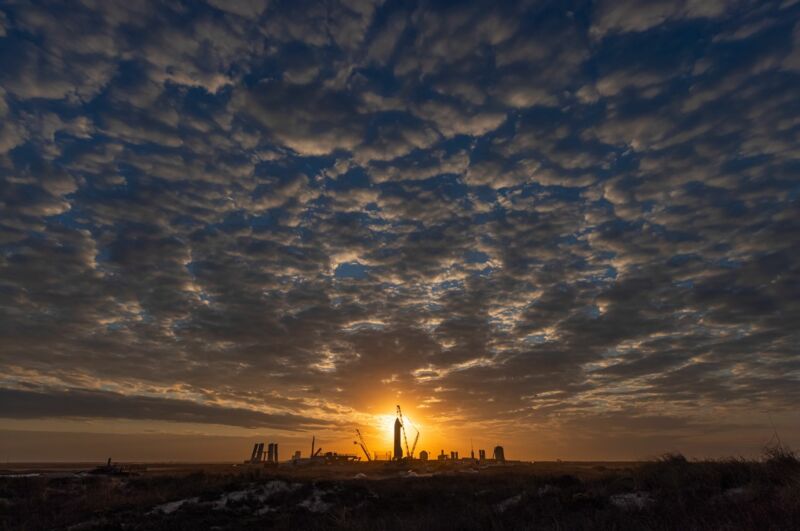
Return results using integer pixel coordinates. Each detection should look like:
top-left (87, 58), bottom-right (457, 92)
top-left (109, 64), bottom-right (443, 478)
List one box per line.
top-left (2, 454), bottom-right (799, 530)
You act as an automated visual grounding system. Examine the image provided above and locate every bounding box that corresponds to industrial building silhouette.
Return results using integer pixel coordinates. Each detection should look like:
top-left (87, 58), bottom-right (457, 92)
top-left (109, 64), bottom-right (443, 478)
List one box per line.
top-left (245, 405), bottom-right (507, 466)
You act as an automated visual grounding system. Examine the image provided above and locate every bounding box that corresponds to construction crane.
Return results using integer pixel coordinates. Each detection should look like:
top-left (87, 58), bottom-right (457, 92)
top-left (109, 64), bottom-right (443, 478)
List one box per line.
top-left (310, 435), bottom-right (323, 458)
top-left (396, 405), bottom-right (410, 458)
top-left (354, 428), bottom-right (372, 461)
top-left (410, 428), bottom-right (420, 458)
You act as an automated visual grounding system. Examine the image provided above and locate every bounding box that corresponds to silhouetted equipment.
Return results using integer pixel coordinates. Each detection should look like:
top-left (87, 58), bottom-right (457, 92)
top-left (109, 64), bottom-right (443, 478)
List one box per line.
top-left (244, 441), bottom-right (279, 464)
top-left (265, 442), bottom-right (278, 463)
top-left (309, 435), bottom-right (323, 458)
top-left (241, 408), bottom-right (508, 468)
top-left (291, 437), bottom-right (325, 465)
top-left (322, 452), bottom-right (361, 463)
top-left (255, 443), bottom-right (264, 462)
top-left (396, 405), bottom-right (410, 458)
top-left (393, 417), bottom-right (403, 460)
top-left (410, 428), bottom-right (420, 458)
top-left (493, 446), bottom-right (505, 462)
top-left (89, 458), bottom-right (133, 476)
top-left (355, 429), bottom-right (372, 461)
top-left (354, 439), bottom-right (367, 460)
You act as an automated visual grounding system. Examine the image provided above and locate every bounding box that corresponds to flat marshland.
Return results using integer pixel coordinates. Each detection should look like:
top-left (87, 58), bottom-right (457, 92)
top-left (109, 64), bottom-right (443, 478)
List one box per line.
top-left (1, 450), bottom-right (799, 530)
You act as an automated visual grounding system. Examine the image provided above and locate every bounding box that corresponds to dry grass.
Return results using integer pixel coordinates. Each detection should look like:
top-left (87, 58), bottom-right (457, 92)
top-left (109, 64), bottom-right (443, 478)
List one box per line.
top-left (1, 448), bottom-right (798, 530)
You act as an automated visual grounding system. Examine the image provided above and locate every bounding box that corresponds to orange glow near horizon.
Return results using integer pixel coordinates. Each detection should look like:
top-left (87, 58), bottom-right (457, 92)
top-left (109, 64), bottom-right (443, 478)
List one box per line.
top-left (377, 414), bottom-right (397, 447)
top-left (374, 413), bottom-right (421, 451)
top-left (355, 408), bottom-right (432, 458)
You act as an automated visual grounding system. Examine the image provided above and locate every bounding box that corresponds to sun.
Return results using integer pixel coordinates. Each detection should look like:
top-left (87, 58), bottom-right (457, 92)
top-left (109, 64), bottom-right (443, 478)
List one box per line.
top-left (375, 412), bottom-right (421, 451)
top-left (378, 414), bottom-right (397, 446)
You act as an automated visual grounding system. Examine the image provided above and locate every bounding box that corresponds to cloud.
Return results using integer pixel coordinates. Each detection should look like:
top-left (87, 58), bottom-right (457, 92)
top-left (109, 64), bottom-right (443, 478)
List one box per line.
top-left (1, 0), bottom-right (799, 458)
top-left (236, 80), bottom-right (368, 156)
top-left (590, 0), bottom-right (738, 39)
top-left (412, 99), bottom-right (507, 138)
top-left (206, 0), bottom-right (270, 18)
top-left (0, 387), bottom-right (330, 429)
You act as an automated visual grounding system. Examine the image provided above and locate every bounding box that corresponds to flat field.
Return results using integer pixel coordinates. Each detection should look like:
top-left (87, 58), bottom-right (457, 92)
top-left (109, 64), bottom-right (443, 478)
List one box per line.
top-left (1, 454), bottom-right (799, 530)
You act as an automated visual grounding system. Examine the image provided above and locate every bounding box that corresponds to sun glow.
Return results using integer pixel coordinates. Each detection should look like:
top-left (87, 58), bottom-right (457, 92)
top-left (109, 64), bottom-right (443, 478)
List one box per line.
top-left (378, 414), bottom-right (397, 446)
top-left (376, 412), bottom-right (422, 451)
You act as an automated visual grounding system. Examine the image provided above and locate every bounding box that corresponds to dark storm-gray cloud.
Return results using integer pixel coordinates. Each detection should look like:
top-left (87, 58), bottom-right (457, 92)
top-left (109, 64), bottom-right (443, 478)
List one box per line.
top-left (0, 387), bottom-right (331, 429)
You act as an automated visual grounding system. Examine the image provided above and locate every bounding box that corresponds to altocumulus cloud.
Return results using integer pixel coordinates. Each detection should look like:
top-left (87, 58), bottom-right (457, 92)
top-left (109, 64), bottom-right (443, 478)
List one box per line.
top-left (0, 0), bottom-right (799, 451)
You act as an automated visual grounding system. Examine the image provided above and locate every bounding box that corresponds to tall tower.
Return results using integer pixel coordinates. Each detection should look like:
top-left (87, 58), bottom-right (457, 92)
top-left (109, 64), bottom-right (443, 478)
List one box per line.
top-left (493, 446), bottom-right (505, 462)
top-left (393, 418), bottom-right (403, 460)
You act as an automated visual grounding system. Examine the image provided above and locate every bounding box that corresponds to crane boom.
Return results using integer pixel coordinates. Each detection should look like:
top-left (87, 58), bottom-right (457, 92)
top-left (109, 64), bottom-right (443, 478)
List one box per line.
top-left (396, 405), bottom-right (410, 458)
top-left (354, 440), bottom-right (371, 461)
top-left (410, 429), bottom-right (420, 458)
top-left (355, 429), bottom-right (372, 461)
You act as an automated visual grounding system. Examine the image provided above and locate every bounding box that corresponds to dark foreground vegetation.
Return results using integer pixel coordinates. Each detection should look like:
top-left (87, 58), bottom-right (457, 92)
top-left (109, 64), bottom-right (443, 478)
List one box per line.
top-left (2, 448), bottom-right (799, 531)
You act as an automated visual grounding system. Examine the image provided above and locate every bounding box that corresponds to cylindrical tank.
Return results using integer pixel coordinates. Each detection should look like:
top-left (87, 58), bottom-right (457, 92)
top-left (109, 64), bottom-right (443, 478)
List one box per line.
top-left (393, 418), bottom-right (403, 460)
top-left (493, 446), bottom-right (505, 462)
top-left (419, 450), bottom-right (429, 461)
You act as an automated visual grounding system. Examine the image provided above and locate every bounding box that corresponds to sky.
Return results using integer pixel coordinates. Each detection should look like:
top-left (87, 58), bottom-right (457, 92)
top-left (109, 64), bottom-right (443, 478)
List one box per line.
top-left (1, 0), bottom-right (799, 463)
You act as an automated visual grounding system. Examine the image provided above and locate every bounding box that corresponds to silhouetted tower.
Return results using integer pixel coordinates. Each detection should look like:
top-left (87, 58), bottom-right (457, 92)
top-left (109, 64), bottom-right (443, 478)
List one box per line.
top-left (255, 443), bottom-right (264, 462)
top-left (419, 450), bottom-right (429, 461)
top-left (393, 418), bottom-right (403, 460)
top-left (493, 446), bottom-right (505, 462)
